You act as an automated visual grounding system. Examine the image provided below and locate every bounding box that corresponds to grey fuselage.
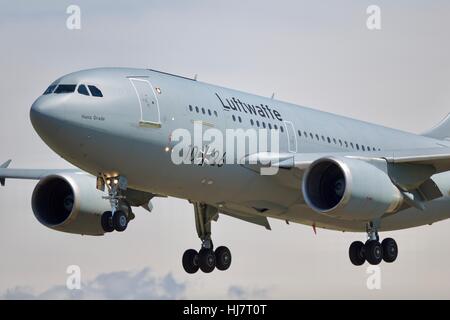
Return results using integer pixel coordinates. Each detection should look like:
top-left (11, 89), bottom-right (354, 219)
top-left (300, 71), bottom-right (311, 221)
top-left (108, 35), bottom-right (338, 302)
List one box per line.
top-left (29, 68), bottom-right (450, 233)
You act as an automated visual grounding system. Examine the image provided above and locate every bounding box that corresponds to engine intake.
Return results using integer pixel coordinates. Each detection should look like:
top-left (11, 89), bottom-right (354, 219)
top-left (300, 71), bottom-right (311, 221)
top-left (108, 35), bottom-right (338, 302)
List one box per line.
top-left (32, 176), bottom-right (74, 226)
top-left (32, 173), bottom-right (111, 235)
top-left (302, 157), bottom-right (403, 221)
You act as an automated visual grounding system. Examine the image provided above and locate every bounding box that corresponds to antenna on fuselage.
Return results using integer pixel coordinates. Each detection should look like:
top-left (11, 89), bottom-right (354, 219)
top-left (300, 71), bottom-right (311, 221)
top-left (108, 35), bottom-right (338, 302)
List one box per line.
top-left (271, 92), bottom-right (275, 99)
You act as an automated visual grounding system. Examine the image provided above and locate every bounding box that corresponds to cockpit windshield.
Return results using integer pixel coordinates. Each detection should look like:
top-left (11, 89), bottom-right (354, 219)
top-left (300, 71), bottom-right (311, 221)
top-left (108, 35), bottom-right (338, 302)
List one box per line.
top-left (54, 85), bottom-right (77, 94)
top-left (43, 85), bottom-right (57, 95)
top-left (88, 85), bottom-right (103, 97)
top-left (77, 85), bottom-right (89, 96)
top-left (42, 83), bottom-right (104, 97)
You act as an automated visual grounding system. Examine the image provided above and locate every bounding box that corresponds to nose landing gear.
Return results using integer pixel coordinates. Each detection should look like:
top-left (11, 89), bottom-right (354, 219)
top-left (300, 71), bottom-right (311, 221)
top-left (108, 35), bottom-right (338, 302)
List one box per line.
top-left (99, 175), bottom-right (131, 233)
top-left (181, 203), bottom-right (232, 274)
top-left (349, 222), bottom-right (398, 266)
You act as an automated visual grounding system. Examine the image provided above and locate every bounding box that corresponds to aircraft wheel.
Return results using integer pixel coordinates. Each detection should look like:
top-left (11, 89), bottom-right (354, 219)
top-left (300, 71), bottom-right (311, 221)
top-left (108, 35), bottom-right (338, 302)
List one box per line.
top-left (382, 238), bottom-right (398, 263)
top-left (182, 249), bottom-right (199, 274)
top-left (365, 240), bottom-right (383, 265)
top-left (198, 248), bottom-right (216, 273)
top-left (113, 210), bottom-right (128, 232)
top-left (101, 211), bottom-right (114, 233)
top-left (349, 241), bottom-right (365, 266)
top-left (215, 246), bottom-right (232, 271)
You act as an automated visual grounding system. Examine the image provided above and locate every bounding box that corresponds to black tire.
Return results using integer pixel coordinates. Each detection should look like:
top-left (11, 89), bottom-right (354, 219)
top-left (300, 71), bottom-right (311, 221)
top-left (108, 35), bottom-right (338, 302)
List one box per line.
top-left (349, 241), bottom-right (365, 266)
top-left (198, 248), bottom-right (216, 273)
top-left (382, 238), bottom-right (398, 263)
top-left (182, 249), bottom-right (199, 274)
top-left (112, 210), bottom-right (128, 232)
top-left (101, 211), bottom-right (114, 233)
top-left (365, 240), bottom-right (383, 265)
top-left (215, 246), bottom-right (232, 271)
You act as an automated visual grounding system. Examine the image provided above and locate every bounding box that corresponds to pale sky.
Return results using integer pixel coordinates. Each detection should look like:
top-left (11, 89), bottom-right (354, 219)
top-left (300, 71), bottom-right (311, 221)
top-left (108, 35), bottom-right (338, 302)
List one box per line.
top-left (1, 0), bottom-right (450, 299)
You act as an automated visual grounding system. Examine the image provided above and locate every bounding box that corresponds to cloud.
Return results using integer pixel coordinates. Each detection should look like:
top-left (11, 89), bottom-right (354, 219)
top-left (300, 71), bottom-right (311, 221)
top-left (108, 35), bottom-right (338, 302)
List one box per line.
top-left (228, 285), bottom-right (268, 300)
top-left (2, 268), bottom-right (186, 300)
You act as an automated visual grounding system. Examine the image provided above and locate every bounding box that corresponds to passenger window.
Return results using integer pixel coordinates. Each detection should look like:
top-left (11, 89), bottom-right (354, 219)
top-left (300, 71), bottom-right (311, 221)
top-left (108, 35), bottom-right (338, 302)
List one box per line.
top-left (356, 144), bottom-right (360, 150)
top-left (256, 121), bottom-right (260, 127)
top-left (274, 124), bottom-right (278, 130)
top-left (189, 105), bottom-right (193, 112)
top-left (88, 85), bottom-right (103, 97)
top-left (315, 134), bottom-right (319, 140)
top-left (304, 131), bottom-right (307, 137)
top-left (195, 106), bottom-right (199, 113)
top-left (298, 130), bottom-right (302, 137)
top-left (250, 119), bottom-right (254, 126)
top-left (232, 115), bottom-right (236, 122)
top-left (78, 85), bottom-right (90, 96)
top-left (345, 141), bottom-right (348, 148)
top-left (54, 84), bottom-right (76, 94)
top-left (262, 122), bottom-right (266, 128)
top-left (339, 139), bottom-right (343, 146)
top-left (333, 138), bottom-right (337, 144)
top-left (214, 111), bottom-right (218, 117)
top-left (350, 143), bottom-right (354, 148)
top-left (268, 123), bottom-right (272, 129)
top-left (327, 137), bottom-right (331, 143)
top-left (309, 133), bottom-right (313, 139)
top-left (362, 145), bottom-right (365, 151)
top-left (238, 116), bottom-right (242, 123)
top-left (208, 109), bottom-right (212, 116)
top-left (280, 126), bottom-right (284, 133)
top-left (321, 136), bottom-right (325, 141)
top-left (201, 108), bottom-right (206, 114)
top-left (43, 85), bottom-right (57, 95)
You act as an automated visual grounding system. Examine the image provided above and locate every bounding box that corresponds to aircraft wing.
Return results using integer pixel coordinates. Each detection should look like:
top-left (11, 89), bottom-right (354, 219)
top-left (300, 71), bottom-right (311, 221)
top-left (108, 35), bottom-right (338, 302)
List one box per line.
top-left (243, 147), bottom-right (450, 174)
top-left (0, 159), bottom-right (80, 186)
top-left (382, 147), bottom-right (450, 172)
top-left (242, 147), bottom-right (450, 207)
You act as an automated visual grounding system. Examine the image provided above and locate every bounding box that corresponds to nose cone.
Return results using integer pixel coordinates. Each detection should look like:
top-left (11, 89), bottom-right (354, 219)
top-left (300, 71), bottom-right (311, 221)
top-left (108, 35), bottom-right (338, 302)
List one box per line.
top-left (30, 96), bottom-right (66, 145)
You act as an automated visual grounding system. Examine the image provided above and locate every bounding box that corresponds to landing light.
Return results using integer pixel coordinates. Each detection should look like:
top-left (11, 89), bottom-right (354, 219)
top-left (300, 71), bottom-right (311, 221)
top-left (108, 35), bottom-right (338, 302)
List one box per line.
top-left (165, 147), bottom-right (170, 152)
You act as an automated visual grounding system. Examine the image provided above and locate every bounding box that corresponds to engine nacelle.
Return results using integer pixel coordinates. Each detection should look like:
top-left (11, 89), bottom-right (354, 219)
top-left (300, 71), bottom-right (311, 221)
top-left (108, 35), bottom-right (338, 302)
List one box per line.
top-left (32, 173), bottom-right (111, 235)
top-left (302, 157), bottom-right (403, 221)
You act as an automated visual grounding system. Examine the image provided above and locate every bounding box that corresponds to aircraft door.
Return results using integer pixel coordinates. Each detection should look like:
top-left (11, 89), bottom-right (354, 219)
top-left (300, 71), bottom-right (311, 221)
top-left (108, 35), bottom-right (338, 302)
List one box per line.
top-left (129, 78), bottom-right (161, 127)
top-left (284, 121), bottom-right (297, 153)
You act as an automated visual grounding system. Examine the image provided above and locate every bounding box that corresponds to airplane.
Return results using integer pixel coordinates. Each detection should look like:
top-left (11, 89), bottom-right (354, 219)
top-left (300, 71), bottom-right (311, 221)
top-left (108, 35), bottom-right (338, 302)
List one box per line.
top-left (2, 67), bottom-right (450, 274)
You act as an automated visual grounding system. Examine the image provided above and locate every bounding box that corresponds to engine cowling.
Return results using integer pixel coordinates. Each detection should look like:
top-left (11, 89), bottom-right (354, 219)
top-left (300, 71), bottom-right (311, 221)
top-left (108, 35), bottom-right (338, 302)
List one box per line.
top-left (31, 173), bottom-right (111, 235)
top-left (302, 157), bottom-right (403, 221)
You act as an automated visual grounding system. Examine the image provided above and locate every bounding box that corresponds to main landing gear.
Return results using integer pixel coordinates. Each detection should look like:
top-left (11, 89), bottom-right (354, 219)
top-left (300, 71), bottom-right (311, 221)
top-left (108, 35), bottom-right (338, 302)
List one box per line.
top-left (349, 222), bottom-right (398, 266)
top-left (99, 176), bottom-right (133, 233)
top-left (182, 203), bottom-right (232, 274)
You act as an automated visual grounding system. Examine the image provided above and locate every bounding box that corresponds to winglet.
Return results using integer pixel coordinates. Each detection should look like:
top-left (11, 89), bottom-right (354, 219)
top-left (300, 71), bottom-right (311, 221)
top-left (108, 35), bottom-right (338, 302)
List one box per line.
top-left (0, 159), bottom-right (12, 186)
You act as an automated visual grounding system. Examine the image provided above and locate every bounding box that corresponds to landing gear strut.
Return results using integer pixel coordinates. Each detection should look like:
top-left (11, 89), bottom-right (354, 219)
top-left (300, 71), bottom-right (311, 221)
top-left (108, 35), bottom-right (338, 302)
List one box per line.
top-left (99, 175), bottom-right (131, 233)
top-left (182, 203), bottom-right (232, 274)
top-left (348, 221), bottom-right (398, 266)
